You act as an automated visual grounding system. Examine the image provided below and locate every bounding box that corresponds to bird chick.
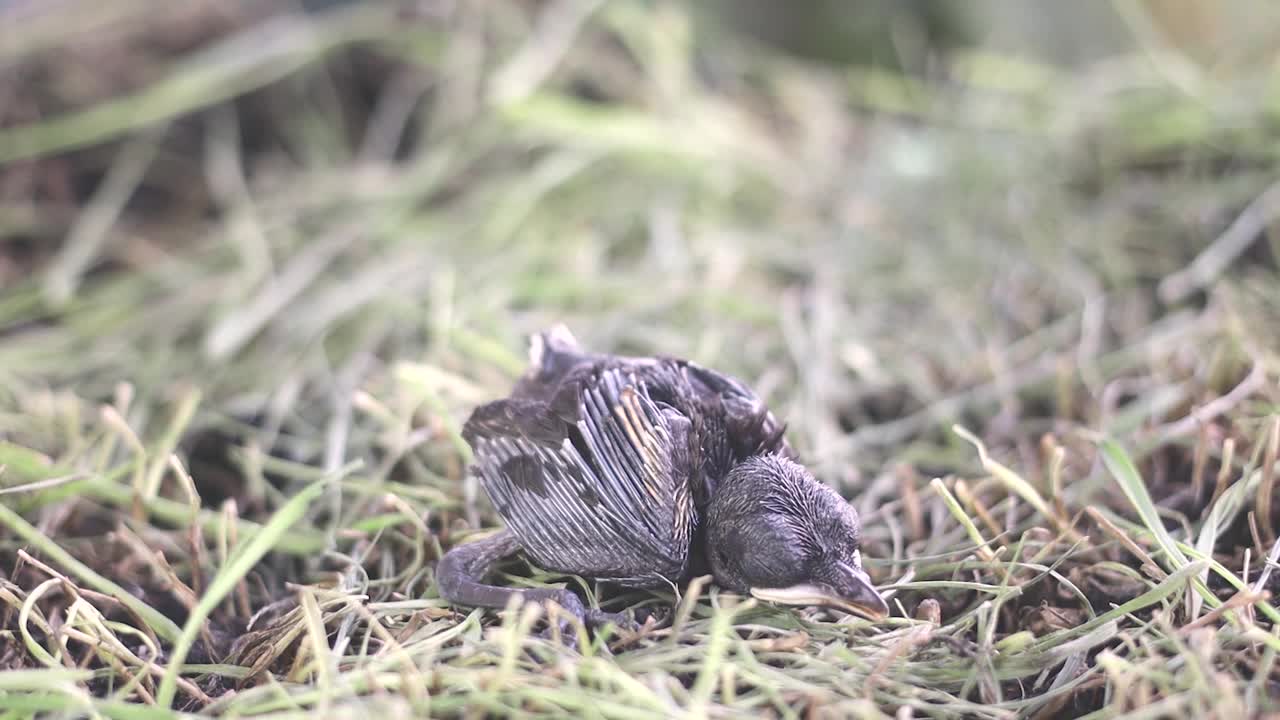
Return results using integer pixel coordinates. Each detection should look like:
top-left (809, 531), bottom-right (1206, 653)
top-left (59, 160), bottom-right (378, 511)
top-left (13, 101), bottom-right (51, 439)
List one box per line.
top-left (437, 326), bottom-right (888, 632)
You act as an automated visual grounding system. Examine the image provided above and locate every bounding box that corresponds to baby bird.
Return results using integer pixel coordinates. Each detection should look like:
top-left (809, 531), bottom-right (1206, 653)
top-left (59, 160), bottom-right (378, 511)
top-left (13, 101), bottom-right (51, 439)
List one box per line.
top-left (437, 326), bottom-right (888, 630)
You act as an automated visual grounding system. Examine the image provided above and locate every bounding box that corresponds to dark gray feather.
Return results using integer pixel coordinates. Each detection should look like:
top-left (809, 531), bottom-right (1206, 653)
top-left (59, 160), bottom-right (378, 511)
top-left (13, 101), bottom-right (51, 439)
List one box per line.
top-left (464, 367), bottom-right (695, 587)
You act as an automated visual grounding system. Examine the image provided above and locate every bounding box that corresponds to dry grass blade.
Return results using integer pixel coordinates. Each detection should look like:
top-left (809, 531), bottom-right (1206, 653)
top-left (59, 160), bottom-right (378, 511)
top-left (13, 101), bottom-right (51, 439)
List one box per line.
top-left (0, 503), bottom-right (181, 642)
top-left (954, 426), bottom-right (1080, 541)
top-left (1256, 417), bottom-right (1279, 547)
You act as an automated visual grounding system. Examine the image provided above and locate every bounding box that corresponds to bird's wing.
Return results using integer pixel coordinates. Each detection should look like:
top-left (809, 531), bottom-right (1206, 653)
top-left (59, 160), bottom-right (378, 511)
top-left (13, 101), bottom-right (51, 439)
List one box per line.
top-left (681, 361), bottom-right (794, 460)
top-left (463, 366), bottom-right (696, 587)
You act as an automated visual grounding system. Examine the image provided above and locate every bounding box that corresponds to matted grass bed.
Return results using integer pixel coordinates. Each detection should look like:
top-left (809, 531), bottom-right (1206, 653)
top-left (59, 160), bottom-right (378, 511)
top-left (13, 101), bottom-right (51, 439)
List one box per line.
top-left (3, 2), bottom-right (1280, 717)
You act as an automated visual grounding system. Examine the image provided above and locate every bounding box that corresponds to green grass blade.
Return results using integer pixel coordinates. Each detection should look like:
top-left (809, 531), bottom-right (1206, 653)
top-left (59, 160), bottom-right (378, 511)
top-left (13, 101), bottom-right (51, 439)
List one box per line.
top-left (1098, 438), bottom-right (1219, 612)
top-left (1098, 439), bottom-right (1186, 566)
top-left (0, 669), bottom-right (92, 691)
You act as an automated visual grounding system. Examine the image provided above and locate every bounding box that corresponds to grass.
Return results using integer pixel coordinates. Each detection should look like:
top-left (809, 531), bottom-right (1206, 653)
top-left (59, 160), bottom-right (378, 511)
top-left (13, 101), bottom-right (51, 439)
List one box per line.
top-left (2, 0), bottom-right (1280, 717)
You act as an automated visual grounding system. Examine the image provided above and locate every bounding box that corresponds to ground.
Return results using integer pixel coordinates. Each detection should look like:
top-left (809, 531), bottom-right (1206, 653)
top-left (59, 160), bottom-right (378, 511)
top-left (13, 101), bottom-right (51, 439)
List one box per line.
top-left (2, 2), bottom-right (1280, 718)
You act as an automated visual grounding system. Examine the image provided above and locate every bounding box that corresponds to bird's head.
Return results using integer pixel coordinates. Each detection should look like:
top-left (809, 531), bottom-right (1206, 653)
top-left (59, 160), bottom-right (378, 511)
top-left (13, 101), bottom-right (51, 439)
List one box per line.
top-left (705, 454), bottom-right (888, 620)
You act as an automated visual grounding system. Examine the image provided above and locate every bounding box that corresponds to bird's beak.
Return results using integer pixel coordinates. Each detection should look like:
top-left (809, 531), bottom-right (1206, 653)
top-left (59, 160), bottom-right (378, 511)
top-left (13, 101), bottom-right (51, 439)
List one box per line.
top-left (750, 563), bottom-right (889, 620)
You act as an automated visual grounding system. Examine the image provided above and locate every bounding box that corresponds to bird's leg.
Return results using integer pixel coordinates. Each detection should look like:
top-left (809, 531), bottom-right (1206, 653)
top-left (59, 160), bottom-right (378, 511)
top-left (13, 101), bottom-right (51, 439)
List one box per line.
top-left (436, 529), bottom-right (637, 637)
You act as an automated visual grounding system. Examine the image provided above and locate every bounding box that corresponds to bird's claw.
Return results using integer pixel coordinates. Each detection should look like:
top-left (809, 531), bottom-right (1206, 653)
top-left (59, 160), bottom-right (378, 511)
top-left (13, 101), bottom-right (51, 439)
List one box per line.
top-left (531, 592), bottom-right (646, 647)
top-left (627, 606), bottom-right (665, 628)
top-left (585, 608), bottom-right (639, 634)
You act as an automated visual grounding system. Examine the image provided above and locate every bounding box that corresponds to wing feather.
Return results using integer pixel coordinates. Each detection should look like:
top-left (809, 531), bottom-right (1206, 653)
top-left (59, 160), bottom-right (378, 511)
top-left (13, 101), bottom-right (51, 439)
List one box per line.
top-left (464, 366), bottom-right (695, 586)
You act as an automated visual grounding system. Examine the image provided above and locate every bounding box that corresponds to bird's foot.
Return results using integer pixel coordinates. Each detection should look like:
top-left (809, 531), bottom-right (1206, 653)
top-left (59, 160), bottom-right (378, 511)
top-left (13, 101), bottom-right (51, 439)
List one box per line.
top-left (585, 608), bottom-right (640, 634)
top-left (533, 591), bottom-right (647, 647)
